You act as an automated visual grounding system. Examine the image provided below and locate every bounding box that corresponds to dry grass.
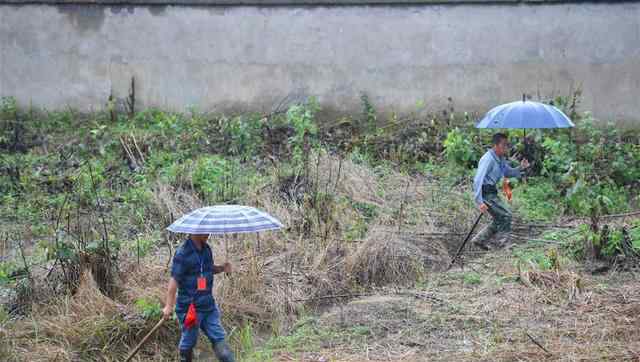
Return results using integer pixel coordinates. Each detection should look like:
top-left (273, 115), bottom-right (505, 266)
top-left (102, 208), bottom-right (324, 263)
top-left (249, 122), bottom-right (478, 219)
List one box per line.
top-left (2, 151), bottom-right (474, 361)
top-left (4, 270), bottom-right (179, 361)
top-left (346, 227), bottom-right (427, 287)
top-left (271, 247), bottom-right (640, 362)
top-left (7, 149), bottom-right (637, 362)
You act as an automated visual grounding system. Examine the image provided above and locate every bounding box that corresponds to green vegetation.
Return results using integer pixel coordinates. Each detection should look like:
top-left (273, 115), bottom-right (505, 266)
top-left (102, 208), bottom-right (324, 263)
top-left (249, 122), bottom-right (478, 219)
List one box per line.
top-left (462, 272), bottom-right (482, 285)
top-left (1, 91), bottom-right (639, 361)
top-left (134, 297), bottom-right (163, 320)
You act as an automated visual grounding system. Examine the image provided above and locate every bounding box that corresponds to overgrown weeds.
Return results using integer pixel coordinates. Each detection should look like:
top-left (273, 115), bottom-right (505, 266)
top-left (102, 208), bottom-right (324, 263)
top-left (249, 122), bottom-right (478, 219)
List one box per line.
top-left (1, 92), bottom-right (639, 360)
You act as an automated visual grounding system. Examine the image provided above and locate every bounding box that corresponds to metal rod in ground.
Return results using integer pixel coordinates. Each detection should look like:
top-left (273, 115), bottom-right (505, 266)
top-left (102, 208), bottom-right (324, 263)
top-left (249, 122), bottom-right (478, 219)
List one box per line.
top-left (125, 317), bottom-right (165, 362)
top-left (447, 213), bottom-right (483, 271)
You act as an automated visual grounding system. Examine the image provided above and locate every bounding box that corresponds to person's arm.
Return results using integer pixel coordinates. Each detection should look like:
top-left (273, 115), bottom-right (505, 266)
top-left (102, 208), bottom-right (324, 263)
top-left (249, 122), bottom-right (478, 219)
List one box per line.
top-left (473, 155), bottom-right (491, 208)
top-left (504, 159), bottom-right (530, 178)
top-left (163, 251), bottom-right (184, 319)
top-left (503, 163), bottom-right (522, 178)
top-left (213, 263), bottom-right (232, 274)
top-left (162, 277), bottom-right (178, 319)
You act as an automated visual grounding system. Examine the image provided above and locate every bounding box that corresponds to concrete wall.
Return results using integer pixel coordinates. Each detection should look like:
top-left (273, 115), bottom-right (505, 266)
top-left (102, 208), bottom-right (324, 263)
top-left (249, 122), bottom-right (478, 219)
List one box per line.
top-left (1, 2), bottom-right (639, 122)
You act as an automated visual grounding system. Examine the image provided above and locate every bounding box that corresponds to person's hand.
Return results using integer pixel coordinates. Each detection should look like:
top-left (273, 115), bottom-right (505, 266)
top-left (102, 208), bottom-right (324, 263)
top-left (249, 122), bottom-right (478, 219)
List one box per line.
top-left (223, 262), bottom-right (232, 274)
top-left (478, 203), bottom-right (489, 213)
top-left (520, 159), bottom-right (530, 169)
top-left (162, 305), bottom-right (173, 320)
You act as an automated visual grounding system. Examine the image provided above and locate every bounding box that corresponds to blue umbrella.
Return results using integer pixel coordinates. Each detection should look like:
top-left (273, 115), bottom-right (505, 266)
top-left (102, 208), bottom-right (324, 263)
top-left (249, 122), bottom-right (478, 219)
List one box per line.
top-left (476, 96), bottom-right (574, 129)
top-left (167, 205), bottom-right (283, 235)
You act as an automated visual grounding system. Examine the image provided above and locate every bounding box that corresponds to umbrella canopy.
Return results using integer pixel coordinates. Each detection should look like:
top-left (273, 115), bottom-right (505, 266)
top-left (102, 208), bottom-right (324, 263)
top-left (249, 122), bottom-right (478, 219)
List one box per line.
top-left (476, 99), bottom-right (574, 129)
top-left (167, 205), bottom-right (283, 235)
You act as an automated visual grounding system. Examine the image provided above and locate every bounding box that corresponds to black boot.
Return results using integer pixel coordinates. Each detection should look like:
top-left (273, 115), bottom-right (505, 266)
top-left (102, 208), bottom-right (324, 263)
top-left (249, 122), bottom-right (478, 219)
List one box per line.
top-left (212, 340), bottom-right (235, 362)
top-left (179, 349), bottom-right (193, 362)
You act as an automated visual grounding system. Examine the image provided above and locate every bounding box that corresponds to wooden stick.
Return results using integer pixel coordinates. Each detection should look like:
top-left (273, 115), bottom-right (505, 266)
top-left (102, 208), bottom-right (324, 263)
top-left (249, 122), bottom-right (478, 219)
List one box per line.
top-left (526, 331), bottom-right (551, 356)
top-left (131, 134), bottom-right (145, 164)
top-left (397, 181), bottom-right (411, 232)
top-left (125, 318), bottom-right (166, 362)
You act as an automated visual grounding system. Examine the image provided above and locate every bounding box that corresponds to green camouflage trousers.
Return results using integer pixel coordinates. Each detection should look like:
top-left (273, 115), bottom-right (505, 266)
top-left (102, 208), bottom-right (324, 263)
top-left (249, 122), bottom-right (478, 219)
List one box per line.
top-left (473, 192), bottom-right (512, 245)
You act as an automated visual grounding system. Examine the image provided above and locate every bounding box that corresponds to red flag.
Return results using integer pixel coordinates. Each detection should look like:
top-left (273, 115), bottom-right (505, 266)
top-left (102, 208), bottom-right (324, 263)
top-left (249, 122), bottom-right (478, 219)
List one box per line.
top-left (184, 303), bottom-right (197, 329)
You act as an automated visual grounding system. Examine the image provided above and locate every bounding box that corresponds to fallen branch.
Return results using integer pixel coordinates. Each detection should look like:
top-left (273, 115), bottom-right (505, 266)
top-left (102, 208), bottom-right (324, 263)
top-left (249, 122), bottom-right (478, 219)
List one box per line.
top-left (509, 235), bottom-right (563, 244)
top-left (293, 293), bottom-right (370, 302)
top-left (512, 223), bottom-right (574, 229)
top-left (293, 291), bottom-right (444, 304)
top-left (601, 210), bottom-right (640, 220)
top-left (526, 331), bottom-right (551, 356)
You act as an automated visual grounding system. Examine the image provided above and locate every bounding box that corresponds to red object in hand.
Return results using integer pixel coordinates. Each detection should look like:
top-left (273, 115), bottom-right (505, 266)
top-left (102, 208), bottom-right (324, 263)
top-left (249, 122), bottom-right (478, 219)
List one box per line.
top-left (184, 303), bottom-right (197, 329)
top-left (503, 179), bottom-right (513, 202)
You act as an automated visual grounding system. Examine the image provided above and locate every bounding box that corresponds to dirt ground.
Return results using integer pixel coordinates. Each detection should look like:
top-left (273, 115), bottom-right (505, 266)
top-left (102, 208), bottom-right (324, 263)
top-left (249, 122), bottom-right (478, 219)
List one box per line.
top-left (268, 247), bottom-right (640, 362)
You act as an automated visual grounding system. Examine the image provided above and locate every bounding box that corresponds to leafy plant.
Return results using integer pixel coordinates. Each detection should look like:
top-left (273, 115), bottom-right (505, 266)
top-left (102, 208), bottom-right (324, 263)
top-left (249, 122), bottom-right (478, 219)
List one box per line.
top-left (192, 156), bottom-right (242, 203)
top-left (134, 297), bottom-right (162, 319)
top-left (565, 180), bottom-right (629, 217)
top-left (443, 128), bottom-right (478, 167)
top-left (513, 247), bottom-right (562, 271)
top-left (360, 93), bottom-right (377, 133)
top-left (286, 99), bottom-right (319, 168)
top-left (513, 179), bottom-right (563, 221)
top-left (221, 115), bottom-right (264, 160)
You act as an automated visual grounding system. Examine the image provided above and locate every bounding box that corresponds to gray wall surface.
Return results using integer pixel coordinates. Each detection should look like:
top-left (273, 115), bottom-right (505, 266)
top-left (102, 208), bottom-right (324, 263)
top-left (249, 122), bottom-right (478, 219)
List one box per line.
top-left (1, 2), bottom-right (639, 122)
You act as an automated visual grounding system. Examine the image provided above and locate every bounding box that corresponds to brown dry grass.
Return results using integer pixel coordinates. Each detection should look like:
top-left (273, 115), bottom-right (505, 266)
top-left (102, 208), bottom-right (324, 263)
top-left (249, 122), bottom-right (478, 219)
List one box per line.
top-left (4, 270), bottom-right (179, 361)
top-left (7, 151), bottom-right (636, 362)
top-left (0, 152), bottom-right (475, 361)
top-left (271, 247), bottom-right (640, 362)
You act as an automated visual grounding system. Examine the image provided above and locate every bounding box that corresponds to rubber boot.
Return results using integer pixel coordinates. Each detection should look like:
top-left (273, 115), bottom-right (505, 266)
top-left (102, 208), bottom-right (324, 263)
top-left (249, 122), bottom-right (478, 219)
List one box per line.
top-left (212, 340), bottom-right (235, 362)
top-left (491, 232), bottom-right (512, 248)
top-left (179, 349), bottom-right (193, 362)
top-left (472, 224), bottom-right (494, 251)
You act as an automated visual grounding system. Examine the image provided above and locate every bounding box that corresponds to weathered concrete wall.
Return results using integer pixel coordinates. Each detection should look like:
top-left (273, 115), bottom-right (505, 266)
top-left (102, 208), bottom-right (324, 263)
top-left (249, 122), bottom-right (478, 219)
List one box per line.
top-left (1, 2), bottom-right (639, 121)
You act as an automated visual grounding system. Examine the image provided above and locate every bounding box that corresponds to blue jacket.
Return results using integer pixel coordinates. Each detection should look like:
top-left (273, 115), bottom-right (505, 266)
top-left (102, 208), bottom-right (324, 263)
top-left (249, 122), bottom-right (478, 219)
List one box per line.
top-left (171, 239), bottom-right (216, 313)
top-left (473, 149), bottom-right (521, 206)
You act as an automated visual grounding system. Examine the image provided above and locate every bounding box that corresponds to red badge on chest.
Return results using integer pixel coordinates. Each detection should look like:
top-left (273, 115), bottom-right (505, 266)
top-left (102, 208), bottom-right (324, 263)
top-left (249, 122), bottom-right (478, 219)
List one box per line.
top-left (197, 276), bottom-right (207, 291)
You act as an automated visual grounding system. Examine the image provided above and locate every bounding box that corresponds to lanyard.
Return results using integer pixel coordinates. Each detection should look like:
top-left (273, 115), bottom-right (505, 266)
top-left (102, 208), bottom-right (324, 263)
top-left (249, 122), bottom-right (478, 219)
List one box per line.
top-left (189, 240), bottom-right (205, 276)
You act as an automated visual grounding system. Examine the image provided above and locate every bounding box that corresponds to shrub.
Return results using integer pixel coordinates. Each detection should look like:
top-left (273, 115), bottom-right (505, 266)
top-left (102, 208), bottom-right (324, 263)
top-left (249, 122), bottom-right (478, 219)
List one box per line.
top-left (192, 156), bottom-right (242, 203)
top-left (443, 128), bottom-right (478, 167)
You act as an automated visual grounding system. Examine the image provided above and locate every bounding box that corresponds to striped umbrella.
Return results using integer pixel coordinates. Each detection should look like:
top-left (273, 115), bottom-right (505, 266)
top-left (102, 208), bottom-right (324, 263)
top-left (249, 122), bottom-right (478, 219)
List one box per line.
top-left (166, 205), bottom-right (283, 235)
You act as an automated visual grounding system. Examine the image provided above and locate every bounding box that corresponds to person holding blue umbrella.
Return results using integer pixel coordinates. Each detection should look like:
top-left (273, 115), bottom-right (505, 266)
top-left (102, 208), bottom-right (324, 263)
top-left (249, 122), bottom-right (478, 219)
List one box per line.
top-left (471, 96), bottom-right (574, 250)
top-left (471, 133), bottom-right (530, 249)
top-left (161, 205), bottom-right (283, 362)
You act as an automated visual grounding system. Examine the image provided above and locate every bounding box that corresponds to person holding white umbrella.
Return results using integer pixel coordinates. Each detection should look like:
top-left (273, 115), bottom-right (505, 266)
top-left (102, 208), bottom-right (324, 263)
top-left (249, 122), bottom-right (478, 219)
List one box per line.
top-left (162, 205), bottom-right (283, 362)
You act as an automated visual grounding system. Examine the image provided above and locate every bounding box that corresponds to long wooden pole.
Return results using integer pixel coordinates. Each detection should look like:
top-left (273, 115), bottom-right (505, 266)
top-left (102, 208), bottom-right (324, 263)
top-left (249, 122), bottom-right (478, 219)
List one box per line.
top-left (447, 213), bottom-right (483, 271)
top-left (125, 317), bottom-right (166, 362)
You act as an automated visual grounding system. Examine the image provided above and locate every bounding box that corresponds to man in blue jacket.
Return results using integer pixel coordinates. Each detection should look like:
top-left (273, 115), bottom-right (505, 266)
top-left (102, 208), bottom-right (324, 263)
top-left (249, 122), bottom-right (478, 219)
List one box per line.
top-left (472, 133), bottom-right (529, 250)
top-left (162, 234), bottom-right (235, 362)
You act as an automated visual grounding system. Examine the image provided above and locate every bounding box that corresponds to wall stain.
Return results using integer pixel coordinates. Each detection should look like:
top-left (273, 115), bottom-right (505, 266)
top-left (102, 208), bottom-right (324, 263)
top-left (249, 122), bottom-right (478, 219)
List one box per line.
top-left (149, 5), bottom-right (168, 16)
top-left (56, 5), bottom-right (105, 34)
